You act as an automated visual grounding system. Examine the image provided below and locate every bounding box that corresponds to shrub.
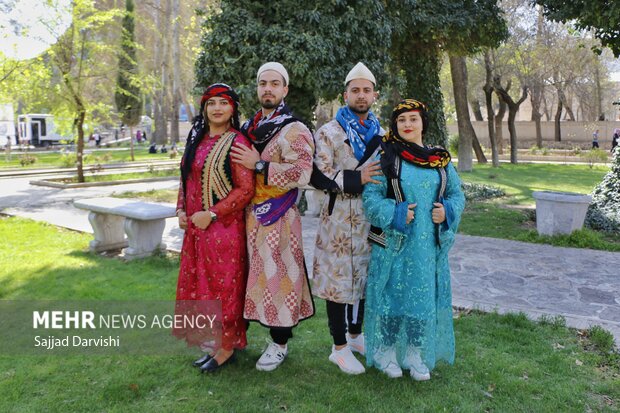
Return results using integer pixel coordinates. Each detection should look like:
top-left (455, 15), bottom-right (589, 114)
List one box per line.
top-left (448, 134), bottom-right (459, 155)
top-left (461, 182), bottom-right (505, 201)
top-left (585, 148), bottom-right (620, 234)
top-left (59, 153), bottom-right (77, 168)
top-left (529, 145), bottom-right (539, 154)
top-left (587, 325), bottom-right (615, 353)
top-left (569, 146), bottom-right (582, 156)
top-left (19, 154), bottom-right (37, 166)
top-left (581, 148), bottom-right (608, 169)
top-left (538, 314), bottom-right (566, 329)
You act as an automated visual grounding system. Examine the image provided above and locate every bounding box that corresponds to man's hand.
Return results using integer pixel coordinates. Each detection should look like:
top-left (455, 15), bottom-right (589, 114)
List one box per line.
top-left (178, 211), bottom-right (188, 230)
top-left (360, 160), bottom-right (382, 184)
top-left (432, 202), bottom-right (446, 224)
top-left (231, 143), bottom-right (261, 170)
top-left (406, 203), bottom-right (417, 224)
top-left (190, 211), bottom-right (212, 230)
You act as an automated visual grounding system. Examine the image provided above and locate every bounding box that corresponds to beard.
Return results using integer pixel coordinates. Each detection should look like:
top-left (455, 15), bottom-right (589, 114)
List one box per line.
top-left (260, 95), bottom-right (282, 110)
top-left (349, 101), bottom-right (370, 115)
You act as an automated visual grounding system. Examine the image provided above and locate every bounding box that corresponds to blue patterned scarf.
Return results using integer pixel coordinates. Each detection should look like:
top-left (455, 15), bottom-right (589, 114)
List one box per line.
top-left (336, 106), bottom-right (381, 161)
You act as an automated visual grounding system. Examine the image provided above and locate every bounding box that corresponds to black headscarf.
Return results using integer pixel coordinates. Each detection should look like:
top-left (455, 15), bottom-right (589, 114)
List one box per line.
top-left (380, 99), bottom-right (450, 179)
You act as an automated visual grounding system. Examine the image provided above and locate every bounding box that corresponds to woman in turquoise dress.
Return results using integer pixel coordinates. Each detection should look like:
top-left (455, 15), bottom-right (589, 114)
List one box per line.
top-left (362, 99), bottom-right (465, 380)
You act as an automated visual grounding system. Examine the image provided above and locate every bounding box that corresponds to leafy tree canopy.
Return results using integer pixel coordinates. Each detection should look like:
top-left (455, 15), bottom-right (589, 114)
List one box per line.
top-left (389, 0), bottom-right (508, 54)
top-left (115, 0), bottom-right (142, 127)
top-left (386, 0), bottom-right (508, 145)
top-left (195, 0), bottom-right (392, 122)
top-left (534, 0), bottom-right (620, 57)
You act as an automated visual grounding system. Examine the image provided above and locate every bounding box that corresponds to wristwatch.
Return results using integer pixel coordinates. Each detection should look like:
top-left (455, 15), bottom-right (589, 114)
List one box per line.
top-left (209, 210), bottom-right (217, 222)
top-left (255, 160), bottom-right (267, 173)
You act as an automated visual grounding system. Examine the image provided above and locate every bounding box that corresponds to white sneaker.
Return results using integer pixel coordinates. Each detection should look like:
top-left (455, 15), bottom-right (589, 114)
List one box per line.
top-left (409, 350), bottom-right (430, 381)
top-left (256, 341), bottom-right (288, 372)
top-left (346, 333), bottom-right (365, 356)
top-left (329, 345), bottom-right (365, 375)
top-left (382, 361), bottom-right (403, 379)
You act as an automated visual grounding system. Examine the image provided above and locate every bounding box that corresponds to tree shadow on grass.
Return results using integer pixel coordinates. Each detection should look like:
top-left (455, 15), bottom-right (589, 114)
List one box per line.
top-left (0, 251), bottom-right (178, 300)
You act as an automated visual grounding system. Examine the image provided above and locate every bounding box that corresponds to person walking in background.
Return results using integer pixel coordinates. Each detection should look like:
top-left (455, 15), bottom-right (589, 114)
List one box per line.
top-left (174, 83), bottom-right (255, 373)
top-left (612, 128), bottom-right (619, 153)
top-left (592, 129), bottom-right (600, 149)
top-left (362, 99), bottom-right (465, 381)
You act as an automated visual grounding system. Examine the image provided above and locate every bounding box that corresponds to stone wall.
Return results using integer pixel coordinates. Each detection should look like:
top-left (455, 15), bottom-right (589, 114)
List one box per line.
top-left (447, 121), bottom-right (620, 149)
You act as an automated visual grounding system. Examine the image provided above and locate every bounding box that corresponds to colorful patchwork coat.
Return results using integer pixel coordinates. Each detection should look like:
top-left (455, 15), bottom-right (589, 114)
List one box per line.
top-left (244, 122), bottom-right (316, 327)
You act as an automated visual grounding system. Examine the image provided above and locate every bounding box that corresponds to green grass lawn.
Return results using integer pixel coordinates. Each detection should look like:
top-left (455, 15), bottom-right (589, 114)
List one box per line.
top-left (52, 169), bottom-right (179, 184)
top-left (1, 217), bottom-right (618, 412)
top-left (459, 163), bottom-right (608, 205)
top-left (113, 188), bottom-right (179, 203)
top-left (459, 200), bottom-right (620, 252)
top-left (1, 147), bottom-right (173, 169)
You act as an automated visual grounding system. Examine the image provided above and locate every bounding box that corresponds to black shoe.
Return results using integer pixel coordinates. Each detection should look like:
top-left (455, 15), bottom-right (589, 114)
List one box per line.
top-left (200, 353), bottom-right (235, 373)
top-left (192, 353), bottom-right (213, 367)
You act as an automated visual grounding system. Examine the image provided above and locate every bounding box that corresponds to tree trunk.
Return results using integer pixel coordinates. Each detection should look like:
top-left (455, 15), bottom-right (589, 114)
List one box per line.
top-left (558, 87), bottom-right (575, 121)
top-left (153, 0), bottom-right (168, 145)
top-left (530, 83), bottom-right (543, 148)
top-left (507, 108), bottom-right (518, 164)
top-left (170, 0), bottom-right (180, 144)
top-left (533, 110), bottom-right (543, 148)
top-left (554, 92), bottom-right (563, 142)
top-left (495, 98), bottom-right (507, 154)
top-left (76, 107), bottom-right (85, 182)
top-left (472, 136), bottom-right (487, 163)
top-left (494, 79), bottom-right (527, 164)
top-left (470, 98), bottom-right (484, 121)
top-left (396, 40), bottom-right (447, 147)
top-left (594, 63), bottom-right (603, 120)
top-left (542, 93), bottom-right (551, 120)
top-left (449, 54), bottom-right (473, 171)
top-left (483, 51), bottom-right (499, 167)
top-left (129, 125), bottom-right (135, 161)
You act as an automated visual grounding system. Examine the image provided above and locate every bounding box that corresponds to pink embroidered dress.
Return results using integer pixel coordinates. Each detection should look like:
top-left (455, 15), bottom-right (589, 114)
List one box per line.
top-left (175, 130), bottom-right (255, 351)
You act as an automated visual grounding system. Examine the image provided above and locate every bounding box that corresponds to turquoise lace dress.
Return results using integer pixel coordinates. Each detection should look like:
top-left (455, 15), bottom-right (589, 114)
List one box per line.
top-left (362, 161), bottom-right (465, 372)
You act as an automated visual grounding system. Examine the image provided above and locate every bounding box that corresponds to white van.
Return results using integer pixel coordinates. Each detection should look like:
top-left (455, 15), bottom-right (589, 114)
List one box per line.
top-left (0, 103), bottom-right (16, 147)
top-left (18, 114), bottom-right (64, 146)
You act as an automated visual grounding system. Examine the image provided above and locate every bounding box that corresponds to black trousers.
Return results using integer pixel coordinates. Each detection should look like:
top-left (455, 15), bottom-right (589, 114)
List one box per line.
top-left (270, 327), bottom-right (293, 345)
top-left (325, 299), bottom-right (365, 346)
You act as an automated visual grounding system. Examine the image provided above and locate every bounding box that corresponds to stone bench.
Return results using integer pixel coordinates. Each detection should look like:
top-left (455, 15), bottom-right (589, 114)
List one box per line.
top-left (74, 197), bottom-right (176, 260)
top-left (532, 191), bottom-right (592, 236)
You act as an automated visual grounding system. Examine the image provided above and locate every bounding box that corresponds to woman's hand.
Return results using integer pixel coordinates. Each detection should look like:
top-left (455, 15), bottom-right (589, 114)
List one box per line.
top-left (178, 211), bottom-right (188, 229)
top-left (190, 211), bottom-right (212, 230)
top-left (432, 202), bottom-right (446, 224)
top-left (406, 203), bottom-right (417, 224)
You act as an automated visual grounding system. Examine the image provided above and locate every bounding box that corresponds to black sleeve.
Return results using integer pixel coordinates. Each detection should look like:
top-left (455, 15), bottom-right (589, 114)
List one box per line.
top-left (263, 162), bottom-right (270, 185)
top-left (342, 170), bottom-right (363, 194)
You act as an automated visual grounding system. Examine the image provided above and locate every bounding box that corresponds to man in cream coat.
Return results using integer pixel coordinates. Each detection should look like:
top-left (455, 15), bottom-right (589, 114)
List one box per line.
top-left (311, 62), bottom-right (383, 375)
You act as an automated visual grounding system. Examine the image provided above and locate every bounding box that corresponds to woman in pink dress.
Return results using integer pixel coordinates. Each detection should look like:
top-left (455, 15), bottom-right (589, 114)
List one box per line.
top-left (174, 84), bottom-right (255, 373)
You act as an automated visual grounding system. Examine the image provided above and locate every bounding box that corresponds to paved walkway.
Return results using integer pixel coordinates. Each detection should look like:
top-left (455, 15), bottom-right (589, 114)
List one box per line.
top-left (1, 174), bottom-right (619, 343)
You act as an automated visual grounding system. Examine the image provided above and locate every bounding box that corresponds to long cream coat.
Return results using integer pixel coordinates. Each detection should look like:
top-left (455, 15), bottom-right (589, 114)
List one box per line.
top-left (311, 119), bottom-right (381, 304)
